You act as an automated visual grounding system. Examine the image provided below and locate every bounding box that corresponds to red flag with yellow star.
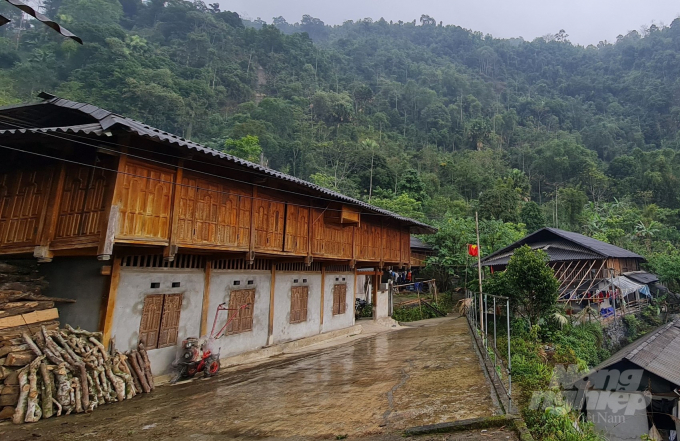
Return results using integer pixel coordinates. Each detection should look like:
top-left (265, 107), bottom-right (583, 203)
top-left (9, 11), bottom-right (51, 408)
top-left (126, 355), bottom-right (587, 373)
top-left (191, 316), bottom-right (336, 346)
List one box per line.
top-left (468, 244), bottom-right (479, 257)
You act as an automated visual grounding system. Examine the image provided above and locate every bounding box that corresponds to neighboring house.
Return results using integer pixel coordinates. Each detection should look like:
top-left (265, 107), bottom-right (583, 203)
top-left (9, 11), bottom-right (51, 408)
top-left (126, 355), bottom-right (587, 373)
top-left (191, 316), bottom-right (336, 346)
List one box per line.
top-left (480, 228), bottom-right (655, 316)
top-left (575, 319), bottom-right (680, 440)
top-left (409, 236), bottom-right (434, 268)
top-left (0, 93), bottom-right (435, 374)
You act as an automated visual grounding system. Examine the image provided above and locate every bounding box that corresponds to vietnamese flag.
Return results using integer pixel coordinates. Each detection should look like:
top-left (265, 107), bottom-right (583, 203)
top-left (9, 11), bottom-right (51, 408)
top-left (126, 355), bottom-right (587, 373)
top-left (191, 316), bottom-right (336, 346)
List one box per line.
top-left (468, 244), bottom-right (479, 257)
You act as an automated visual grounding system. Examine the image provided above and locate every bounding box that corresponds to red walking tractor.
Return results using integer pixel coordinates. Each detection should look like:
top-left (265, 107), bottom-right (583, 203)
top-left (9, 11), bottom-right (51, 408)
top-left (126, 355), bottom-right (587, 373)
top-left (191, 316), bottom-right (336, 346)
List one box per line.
top-left (170, 302), bottom-right (250, 383)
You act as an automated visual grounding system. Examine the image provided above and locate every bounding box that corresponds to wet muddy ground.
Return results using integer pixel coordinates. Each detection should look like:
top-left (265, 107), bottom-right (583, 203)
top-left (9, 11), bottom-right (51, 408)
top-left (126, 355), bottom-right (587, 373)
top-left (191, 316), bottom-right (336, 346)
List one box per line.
top-left (0, 316), bottom-right (498, 441)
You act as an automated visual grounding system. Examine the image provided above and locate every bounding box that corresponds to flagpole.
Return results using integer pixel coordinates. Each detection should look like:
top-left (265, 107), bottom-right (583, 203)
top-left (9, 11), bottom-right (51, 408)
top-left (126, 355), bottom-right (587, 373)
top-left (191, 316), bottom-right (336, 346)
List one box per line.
top-left (476, 211), bottom-right (484, 333)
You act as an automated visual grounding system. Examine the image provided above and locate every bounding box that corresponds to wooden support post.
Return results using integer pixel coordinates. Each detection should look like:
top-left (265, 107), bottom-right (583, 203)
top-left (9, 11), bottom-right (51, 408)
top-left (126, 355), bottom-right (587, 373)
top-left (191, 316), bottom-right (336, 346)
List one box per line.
top-left (372, 271), bottom-right (379, 319)
top-left (164, 160), bottom-right (184, 262)
top-left (353, 267), bottom-right (358, 321)
top-left (200, 259), bottom-right (212, 337)
top-left (34, 163), bottom-right (67, 262)
top-left (268, 264), bottom-right (276, 343)
top-left (98, 150), bottom-right (127, 260)
top-left (379, 219), bottom-right (384, 270)
top-left (102, 256), bottom-right (122, 349)
top-left (557, 261), bottom-right (578, 292)
top-left (320, 263), bottom-right (325, 326)
top-left (564, 260), bottom-right (598, 305)
top-left (248, 186), bottom-right (257, 264)
top-left (350, 225), bottom-right (356, 269)
top-left (576, 260), bottom-right (607, 303)
top-left (307, 202), bottom-right (313, 266)
top-left (475, 212), bottom-right (484, 333)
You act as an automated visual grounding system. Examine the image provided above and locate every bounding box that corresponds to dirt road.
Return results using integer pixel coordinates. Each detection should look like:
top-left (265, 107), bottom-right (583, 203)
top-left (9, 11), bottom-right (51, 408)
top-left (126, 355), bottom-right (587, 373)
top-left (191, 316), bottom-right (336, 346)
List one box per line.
top-left (0, 316), bottom-right (497, 440)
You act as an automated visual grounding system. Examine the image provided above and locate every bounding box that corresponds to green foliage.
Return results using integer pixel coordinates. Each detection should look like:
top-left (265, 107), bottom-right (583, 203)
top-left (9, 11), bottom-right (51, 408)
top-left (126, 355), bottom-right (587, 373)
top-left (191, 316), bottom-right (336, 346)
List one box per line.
top-left (521, 201), bottom-right (546, 233)
top-left (222, 135), bottom-right (262, 163)
top-left (552, 323), bottom-right (609, 367)
top-left (424, 217), bottom-right (525, 290)
top-left (502, 246), bottom-right (560, 326)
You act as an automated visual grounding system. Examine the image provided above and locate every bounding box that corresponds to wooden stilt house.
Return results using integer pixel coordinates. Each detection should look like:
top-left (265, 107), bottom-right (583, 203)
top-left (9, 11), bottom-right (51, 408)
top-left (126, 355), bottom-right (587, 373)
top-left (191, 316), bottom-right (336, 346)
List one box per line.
top-left (0, 93), bottom-right (435, 374)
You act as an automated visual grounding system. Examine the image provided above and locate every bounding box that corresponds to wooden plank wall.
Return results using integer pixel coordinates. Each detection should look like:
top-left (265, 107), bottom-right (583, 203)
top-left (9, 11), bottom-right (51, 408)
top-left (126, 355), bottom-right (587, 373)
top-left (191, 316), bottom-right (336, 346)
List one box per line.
top-left (176, 173), bottom-right (251, 249)
top-left (52, 165), bottom-right (111, 248)
top-left (113, 159), bottom-right (173, 242)
top-left (311, 208), bottom-right (353, 259)
top-left (0, 154), bottom-right (414, 265)
top-left (0, 166), bottom-right (55, 251)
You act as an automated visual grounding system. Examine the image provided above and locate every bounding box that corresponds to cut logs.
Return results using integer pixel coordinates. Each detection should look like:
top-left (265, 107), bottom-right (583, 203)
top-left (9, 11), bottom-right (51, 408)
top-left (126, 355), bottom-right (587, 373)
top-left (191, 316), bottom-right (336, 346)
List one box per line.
top-left (0, 260), bottom-right (154, 423)
top-left (0, 324), bottom-right (155, 423)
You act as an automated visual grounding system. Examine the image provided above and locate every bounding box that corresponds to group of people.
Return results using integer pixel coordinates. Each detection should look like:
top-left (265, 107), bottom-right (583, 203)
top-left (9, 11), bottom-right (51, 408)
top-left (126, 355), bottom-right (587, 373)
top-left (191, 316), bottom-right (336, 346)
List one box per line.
top-left (584, 288), bottom-right (623, 310)
top-left (387, 270), bottom-right (413, 284)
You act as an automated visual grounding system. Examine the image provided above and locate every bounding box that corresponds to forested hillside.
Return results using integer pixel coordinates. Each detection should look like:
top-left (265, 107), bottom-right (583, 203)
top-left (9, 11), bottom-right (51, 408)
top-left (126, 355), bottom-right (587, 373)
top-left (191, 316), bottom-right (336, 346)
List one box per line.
top-left (3, 0), bottom-right (680, 286)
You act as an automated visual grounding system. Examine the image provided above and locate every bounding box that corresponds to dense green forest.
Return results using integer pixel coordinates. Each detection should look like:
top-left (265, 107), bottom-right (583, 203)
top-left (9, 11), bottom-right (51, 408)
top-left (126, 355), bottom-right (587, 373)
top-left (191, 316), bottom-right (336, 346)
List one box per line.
top-left (3, 0), bottom-right (680, 287)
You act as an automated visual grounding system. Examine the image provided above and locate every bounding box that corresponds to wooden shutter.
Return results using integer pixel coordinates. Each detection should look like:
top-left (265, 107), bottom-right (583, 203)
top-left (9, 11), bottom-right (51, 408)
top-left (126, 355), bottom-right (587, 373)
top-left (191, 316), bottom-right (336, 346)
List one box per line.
top-left (139, 295), bottom-right (164, 349)
top-left (333, 284), bottom-right (347, 315)
top-left (290, 286), bottom-right (309, 323)
top-left (227, 289), bottom-right (255, 334)
top-left (158, 294), bottom-right (183, 348)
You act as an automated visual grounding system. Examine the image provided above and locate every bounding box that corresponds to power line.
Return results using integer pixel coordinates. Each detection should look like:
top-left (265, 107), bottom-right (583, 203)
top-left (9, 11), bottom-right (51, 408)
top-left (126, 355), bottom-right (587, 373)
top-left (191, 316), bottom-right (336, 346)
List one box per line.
top-left (0, 115), bottom-right (437, 224)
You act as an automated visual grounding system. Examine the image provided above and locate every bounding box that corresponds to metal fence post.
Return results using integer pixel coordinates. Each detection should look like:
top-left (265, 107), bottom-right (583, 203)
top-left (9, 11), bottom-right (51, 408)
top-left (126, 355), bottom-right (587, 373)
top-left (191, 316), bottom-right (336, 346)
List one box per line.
top-left (493, 296), bottom-right (497, 372)
top-left (507, 298), bottom-right (512, 413)
top-left (482, 294), bottom-right (489, 348)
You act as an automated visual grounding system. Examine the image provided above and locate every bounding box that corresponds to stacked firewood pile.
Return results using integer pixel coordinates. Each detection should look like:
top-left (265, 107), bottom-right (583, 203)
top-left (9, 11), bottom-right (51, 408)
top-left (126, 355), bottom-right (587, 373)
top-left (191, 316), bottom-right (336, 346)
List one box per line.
top-left (1, 326), bottom-right (154, 423)
top-left (0, 260), bottom-right (155, 423)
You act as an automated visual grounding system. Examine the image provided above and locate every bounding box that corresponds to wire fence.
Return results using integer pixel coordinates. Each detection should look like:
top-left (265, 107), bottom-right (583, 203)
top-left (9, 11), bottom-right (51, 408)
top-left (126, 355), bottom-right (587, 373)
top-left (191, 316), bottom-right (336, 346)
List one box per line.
top-left (465, 289), bottom-right (514, 414)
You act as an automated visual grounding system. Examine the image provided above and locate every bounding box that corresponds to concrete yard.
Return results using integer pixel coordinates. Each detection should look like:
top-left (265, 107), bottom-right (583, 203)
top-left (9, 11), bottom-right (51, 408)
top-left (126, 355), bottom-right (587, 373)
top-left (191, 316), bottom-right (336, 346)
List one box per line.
top-left (0, 316), bottom-right (498, 441)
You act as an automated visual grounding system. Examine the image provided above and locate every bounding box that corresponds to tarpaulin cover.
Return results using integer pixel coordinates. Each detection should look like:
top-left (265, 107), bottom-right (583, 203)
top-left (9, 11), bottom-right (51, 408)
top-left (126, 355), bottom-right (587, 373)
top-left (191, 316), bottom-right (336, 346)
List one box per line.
top-left (611, 276), bottom-right (645, 297)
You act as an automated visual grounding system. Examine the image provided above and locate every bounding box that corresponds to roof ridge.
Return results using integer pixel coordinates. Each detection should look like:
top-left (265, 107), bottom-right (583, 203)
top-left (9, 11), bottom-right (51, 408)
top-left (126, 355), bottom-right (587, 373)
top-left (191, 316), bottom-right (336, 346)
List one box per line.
top-left (627, 320), bottom-right (676, 360)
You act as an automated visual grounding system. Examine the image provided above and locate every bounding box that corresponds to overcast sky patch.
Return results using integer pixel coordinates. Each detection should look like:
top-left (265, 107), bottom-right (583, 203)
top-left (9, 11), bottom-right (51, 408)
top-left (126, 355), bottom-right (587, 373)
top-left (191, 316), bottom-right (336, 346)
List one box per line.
top-left (221, 0), bottom-right (680, 46)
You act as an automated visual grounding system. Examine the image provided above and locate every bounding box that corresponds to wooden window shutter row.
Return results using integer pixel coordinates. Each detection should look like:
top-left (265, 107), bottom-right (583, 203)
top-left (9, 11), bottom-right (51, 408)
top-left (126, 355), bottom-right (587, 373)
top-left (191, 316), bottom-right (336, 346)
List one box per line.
top-left (139, 293), bottom-right (183, 350)
top-left (226, 289), bottom-right (255, 334)
top-left (139, 294), bottom-right (164, 349)
top-left (158, 294), bottom-right (183, 348)
top-left (290, 286), bottom-right (309, 324)
top-left (332, 284), bottom-right (347, 315)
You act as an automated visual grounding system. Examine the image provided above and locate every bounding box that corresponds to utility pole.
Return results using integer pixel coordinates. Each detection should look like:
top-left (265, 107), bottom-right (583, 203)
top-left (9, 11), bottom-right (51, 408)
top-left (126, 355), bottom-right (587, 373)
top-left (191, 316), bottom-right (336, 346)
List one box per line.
top-left (476, 211), bottom-right (484, 333)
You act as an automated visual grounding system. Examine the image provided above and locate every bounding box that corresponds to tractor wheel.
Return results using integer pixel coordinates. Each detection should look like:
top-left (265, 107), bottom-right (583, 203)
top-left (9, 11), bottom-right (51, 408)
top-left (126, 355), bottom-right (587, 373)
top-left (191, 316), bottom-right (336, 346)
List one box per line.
top-left (204, 356), bottom-right (220, 377)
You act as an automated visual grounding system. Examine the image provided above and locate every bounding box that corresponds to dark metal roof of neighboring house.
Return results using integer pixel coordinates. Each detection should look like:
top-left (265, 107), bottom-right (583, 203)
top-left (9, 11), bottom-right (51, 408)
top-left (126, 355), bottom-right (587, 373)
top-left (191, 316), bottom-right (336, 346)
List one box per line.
top-left (410, 237), bottom-right (433, 251)
top-left (481, 227), bottom-right (644, 266)
top-left (0, 94), bottom-right (436, 234)
top-left (623, 271), bottom-right (659, 285)
top-left (589, 319), bottom-right (680, 387)
top-left (482, 239), bottom-right (602, 266)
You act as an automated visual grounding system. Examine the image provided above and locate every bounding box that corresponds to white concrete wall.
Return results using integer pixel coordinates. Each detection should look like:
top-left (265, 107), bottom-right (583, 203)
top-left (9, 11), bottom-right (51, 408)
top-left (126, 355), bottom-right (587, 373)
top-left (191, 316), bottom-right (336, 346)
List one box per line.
top-left (322, 272), bottom-right (355, 333)
top-left (586, 391), bottom-right (649, 440)
top-left (111, 268), bottom-right (205, 375)
top-left (272, 272), bottom-right (322, 343)
top-left (207, 270), bottom-right (271, 358)
top-left (110, 267), bottom-right (364, 376)
top-left (375, 288), bottom-right (390, 318)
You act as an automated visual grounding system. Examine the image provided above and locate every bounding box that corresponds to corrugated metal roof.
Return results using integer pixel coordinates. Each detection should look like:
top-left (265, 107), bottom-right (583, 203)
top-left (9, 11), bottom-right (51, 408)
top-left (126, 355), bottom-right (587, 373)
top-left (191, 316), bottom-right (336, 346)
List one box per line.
top-left (591, 320), bottom-right (680, 387)
top-left (482, 239), bottom-right (602, 266)
top-left (0, 94), bottom-right (435, 234)
top-left (623, 271), bottom-right (659, 285)
top-left (545, 228), bottom-right (643, 259)
top-left (4, 0), bottom-right (82, 44)
top-left (481, 227), bottom-right (643, 266)
top-left (410, 236), bottom-right (433, 251)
